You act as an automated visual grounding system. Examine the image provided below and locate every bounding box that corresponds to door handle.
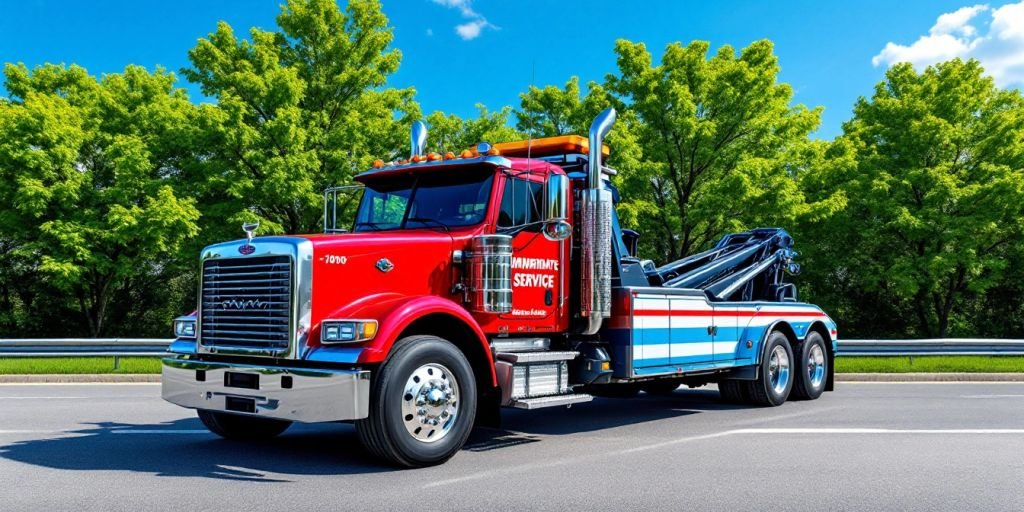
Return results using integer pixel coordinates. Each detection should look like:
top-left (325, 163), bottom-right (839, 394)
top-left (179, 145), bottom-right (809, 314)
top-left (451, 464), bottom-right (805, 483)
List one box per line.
top-left (707, 325), bottom-right (718, 336)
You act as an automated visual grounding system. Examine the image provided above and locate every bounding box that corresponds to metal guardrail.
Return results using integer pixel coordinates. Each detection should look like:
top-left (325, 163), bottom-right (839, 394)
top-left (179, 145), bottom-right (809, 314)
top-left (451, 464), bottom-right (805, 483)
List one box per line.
top-left (0, 339), bottom-right (172, 358)
top-left (837, 339), bottom-right (1024, 356)
top-left (2, 338), bottom-right (1024, 359)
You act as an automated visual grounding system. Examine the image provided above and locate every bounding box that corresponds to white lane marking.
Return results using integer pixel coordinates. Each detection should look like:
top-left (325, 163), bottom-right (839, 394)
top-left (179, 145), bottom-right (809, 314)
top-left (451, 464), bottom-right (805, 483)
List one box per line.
top-left (0, 429), bottom-right (211, 436)
top-left (838, 381), bottom-right (1024, 384)
top-left (731, 428), bottom-right (1024, 435)
top-left (960, 394), bottom-right (1024, 398)
top-left (0, 383), bottom-right (159, 386)
top-left (422, 427), bottom-right (1024, 489)
top-left (0, 396), bottom-right (92, 400)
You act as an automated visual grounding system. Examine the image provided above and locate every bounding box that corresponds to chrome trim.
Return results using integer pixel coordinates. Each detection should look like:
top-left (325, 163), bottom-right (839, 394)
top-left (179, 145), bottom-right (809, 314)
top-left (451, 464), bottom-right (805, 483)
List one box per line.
top-left (580, 108), bottom-right (617, 335)
top-left (197, 237), bottom-right (313, 359)
top-left (587, 108), bottom-right (616, 190)
top-left (466, 234), bottom-right (513, 314)
top-left (411, 120), bottom-right (428, 158)
top-left (401, 362), bottom-right (460, 443)
top-left (172, 316), bottom-right (196, 339)
top-left (355, 155), bottom-right (513, 180)
top-left (161, 357), bottom-right (370, 422)
top-left (320, 318), bottom-right (378, 344)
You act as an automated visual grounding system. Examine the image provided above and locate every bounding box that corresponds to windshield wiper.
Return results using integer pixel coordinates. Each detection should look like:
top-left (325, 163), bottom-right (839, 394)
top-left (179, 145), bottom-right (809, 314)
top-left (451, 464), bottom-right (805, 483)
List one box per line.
top-left (405, 217), bottom-right (450, 233)
top-left (354, 222), bottom-right (385, 231)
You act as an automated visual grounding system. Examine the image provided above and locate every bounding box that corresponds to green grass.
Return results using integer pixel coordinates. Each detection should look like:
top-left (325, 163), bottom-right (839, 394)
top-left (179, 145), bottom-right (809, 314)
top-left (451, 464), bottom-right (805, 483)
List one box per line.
top-left (836, 356), bottom-right (1024, 373)
top-left (2, 355), bottom-right (1023, 375)
top-left (0, 357), bottom-right (162, 374)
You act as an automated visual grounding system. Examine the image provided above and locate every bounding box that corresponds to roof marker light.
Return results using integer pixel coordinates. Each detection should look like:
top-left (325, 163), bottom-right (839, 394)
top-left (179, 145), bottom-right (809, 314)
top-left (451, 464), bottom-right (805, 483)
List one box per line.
top-left (372, 159), bottom-right (385, 169)
top-left (444, 151), bottom-right (456, 160)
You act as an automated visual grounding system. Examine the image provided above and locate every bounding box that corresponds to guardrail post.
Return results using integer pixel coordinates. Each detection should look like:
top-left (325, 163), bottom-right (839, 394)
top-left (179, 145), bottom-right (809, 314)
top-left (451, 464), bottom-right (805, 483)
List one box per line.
top-left (114, 356), bottom-right (120, 371)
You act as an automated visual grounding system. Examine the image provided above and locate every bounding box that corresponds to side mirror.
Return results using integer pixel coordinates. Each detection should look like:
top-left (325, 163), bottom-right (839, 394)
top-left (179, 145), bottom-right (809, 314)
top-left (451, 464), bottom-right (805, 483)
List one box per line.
top-left (542, 174), bottom-right (571, 241)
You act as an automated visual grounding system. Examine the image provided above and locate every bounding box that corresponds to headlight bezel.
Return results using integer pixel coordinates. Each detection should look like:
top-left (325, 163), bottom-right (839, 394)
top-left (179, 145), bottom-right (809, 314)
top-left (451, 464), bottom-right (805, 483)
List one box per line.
top-left (173, 316), bottom-right (197, 339)
top-left (321, 319), bottom-right (378, 344)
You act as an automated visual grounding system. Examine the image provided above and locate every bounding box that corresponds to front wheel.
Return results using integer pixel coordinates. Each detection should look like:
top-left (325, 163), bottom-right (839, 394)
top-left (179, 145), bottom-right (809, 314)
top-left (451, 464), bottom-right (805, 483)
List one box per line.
top-left (745, 331), bottom-right (793, 406)
top-left (197, 410), bottom-right (292, 440)
top-left (356, 335), bottom-right (477, 467)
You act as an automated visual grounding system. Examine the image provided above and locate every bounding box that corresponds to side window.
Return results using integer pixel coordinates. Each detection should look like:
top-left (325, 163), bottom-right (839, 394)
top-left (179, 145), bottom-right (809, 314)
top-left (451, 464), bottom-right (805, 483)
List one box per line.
top-left (498, 177), bottom-right (544, 228)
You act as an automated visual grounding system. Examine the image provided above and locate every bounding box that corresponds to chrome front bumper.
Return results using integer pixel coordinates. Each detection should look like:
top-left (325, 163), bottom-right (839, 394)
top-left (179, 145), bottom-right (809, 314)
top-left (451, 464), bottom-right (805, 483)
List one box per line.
top-left (162, 357), bottom-right (371, 422)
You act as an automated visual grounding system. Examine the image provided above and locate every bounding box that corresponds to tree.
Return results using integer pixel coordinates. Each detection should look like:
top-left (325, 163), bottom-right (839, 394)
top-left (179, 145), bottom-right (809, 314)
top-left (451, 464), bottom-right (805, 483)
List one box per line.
top-left (424, 104), bottom-right (521, 154)
top-left (604, 39), bottom-right (824, 261)
top-left (183, 0), bottom-right (417, 236)
top-left (0, 63), bottom-right (202, 336)
top-left (801, 60), bottom-right (1024, 337)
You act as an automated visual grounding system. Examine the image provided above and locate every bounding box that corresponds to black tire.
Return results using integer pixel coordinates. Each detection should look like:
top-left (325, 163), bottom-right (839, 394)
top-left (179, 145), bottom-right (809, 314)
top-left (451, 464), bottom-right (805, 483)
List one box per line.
top-left (745, 331), bottom-right (794, 407)
top-left (641, 379), bottom-right (681, 396)
top-left (718, 380), bottom-right (747, 403)
top-left (792, 331), bottom-right (829, 400)
top-left (356, 335), bottom-right (477, 468)
top-left (197, 410), bottom-right (292, 440)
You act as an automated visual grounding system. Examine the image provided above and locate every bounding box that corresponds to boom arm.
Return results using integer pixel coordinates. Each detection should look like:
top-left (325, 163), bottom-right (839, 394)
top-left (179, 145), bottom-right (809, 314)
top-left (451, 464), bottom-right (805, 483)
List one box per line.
top-left (654, 228), bottom-right (800, 302)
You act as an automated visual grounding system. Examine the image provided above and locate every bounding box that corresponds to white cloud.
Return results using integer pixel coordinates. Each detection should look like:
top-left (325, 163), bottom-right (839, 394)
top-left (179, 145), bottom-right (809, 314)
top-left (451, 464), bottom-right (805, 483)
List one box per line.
top-left (872, 1), bottom-right (1024, 86)
top-left (430, 0), bottom-right (494, 40)
top-left (455, 20), bottom-right (487, 40)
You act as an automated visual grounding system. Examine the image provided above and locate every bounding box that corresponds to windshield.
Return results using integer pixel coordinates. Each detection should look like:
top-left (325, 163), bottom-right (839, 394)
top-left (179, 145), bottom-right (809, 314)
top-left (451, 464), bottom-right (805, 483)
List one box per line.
top-left (353, 169), bottom-right (495, 232)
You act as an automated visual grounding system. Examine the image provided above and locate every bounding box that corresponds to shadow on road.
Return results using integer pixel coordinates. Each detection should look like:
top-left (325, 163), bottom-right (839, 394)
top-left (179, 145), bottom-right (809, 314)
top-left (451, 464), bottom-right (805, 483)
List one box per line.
top-left (0, 387), bottom-right (735, 479)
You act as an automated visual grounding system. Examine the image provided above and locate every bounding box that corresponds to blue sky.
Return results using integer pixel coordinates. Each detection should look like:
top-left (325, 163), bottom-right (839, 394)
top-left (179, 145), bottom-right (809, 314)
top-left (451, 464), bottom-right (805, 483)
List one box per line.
top-left (2, 0), bottom-right (1020, 139)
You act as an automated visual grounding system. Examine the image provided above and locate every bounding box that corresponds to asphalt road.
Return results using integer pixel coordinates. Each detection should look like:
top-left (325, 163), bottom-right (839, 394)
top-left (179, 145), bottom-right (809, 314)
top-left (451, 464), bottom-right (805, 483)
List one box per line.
top-left (0, 382), bottom-right (1023, 511)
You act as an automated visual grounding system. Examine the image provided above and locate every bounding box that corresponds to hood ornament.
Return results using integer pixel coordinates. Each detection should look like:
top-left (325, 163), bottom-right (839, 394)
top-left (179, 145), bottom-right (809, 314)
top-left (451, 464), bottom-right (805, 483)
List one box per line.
top-left (376, 258), bottom-right (394, 273)
top-left (240, 221), bottom-right (260, 255)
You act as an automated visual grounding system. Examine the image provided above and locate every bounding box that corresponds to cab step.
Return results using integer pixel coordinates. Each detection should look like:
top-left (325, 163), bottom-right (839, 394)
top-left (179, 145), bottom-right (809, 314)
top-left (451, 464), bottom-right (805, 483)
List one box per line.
top-left (511, 393), bottom-right (593, 410)
top-left (495, 350), bottom-right (578, 363)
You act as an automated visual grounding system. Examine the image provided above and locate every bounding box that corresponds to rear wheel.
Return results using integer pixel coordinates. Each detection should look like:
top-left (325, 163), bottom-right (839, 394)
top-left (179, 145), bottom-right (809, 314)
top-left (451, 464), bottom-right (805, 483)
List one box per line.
top-left (792, 332), bottom-right (828, 400)
top-left (356, 335), bottom-right (477, 468)
top-left (745, 331), bottom-right (793, 406)
top-left (197, 410), bottom-right (292, 440)
top-left (718, 380), bottom-right (747, 403)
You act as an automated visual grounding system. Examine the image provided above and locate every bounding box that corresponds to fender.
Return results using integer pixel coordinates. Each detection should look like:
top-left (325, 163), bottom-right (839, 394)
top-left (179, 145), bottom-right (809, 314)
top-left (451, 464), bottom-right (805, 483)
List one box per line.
top-left (318, 294), bottom-right (496, 386)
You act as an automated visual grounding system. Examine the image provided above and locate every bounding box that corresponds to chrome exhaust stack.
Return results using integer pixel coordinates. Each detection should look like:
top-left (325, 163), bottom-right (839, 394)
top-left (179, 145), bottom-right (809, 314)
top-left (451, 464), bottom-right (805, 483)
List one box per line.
top-left (410, 120), bottom-right (427, 158)
top-left (579, 107), bottom-right (616, 335)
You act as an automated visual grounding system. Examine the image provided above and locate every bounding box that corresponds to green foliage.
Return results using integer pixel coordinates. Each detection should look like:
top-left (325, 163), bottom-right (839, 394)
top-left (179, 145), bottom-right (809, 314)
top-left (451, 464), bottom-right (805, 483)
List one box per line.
top-left (425, 104), bottom-right (522, 153)
top-left (800, 60), bottom-right (1024, 338)
top-left (182, 0), bottom-right (417, 235)
top-left (2, 1), bottom-right (1024, 342)
top-left (0, 64), bottom-right (201, 336)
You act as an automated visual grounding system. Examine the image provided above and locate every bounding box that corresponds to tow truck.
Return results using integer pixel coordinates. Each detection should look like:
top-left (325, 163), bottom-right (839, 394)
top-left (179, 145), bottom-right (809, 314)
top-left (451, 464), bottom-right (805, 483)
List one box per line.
top-left (163, 108), bottom-right (837, 467)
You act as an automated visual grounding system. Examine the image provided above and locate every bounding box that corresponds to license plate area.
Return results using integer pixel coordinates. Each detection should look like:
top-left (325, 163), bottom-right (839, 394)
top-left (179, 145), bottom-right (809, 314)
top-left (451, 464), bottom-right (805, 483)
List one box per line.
top-left (224, 372), bottom-right (259, 390)
top-left (225, 396), bottom-right (256, 414)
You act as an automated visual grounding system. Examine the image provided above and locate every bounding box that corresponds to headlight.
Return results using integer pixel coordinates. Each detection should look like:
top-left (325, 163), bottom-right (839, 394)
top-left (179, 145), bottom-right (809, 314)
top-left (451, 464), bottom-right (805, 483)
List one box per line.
top-left (173, 317), bottom-right (196, 338)
top-left (321, 320), bottom-right (378, 343)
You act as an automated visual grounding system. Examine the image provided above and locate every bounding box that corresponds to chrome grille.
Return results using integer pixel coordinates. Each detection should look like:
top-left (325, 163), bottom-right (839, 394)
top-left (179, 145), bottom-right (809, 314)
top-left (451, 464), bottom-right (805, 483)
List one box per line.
top-left (200, 256), bottom-right (292, 351)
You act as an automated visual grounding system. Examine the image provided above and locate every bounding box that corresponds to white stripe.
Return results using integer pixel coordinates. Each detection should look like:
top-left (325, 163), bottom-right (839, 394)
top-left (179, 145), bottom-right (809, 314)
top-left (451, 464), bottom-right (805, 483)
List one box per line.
top-left (0, 396), bottom-right (91, 400)
top-left (731, 428), bottom-right (1024, 435)
top-left (634, 342), bottom-right (715, 359)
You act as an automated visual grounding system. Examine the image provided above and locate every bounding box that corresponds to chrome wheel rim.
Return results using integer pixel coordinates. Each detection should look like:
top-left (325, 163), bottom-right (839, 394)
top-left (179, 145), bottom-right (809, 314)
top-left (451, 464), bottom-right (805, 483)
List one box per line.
top-left (807, 343), bottom-right (826, 389)
top-left (768, 345), bottom-right (790, 395)
top-left (401, 363), bottom-right (460, 443)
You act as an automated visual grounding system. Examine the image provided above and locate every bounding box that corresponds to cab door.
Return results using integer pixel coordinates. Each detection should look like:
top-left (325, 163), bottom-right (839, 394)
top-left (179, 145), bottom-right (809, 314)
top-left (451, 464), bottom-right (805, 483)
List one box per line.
top-left (497, 174), bottom-right (563, 331)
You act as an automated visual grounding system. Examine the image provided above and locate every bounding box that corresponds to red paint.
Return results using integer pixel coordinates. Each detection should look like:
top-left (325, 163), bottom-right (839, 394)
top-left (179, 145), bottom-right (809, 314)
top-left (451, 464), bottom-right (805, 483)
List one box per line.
top-left (293, 158), bottom-right (573, 384)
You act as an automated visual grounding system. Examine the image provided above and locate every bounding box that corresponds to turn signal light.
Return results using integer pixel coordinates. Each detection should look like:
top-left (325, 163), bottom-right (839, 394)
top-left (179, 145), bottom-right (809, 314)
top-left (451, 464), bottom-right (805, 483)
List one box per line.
top-left (322, 320), bottom-right (379, 343)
